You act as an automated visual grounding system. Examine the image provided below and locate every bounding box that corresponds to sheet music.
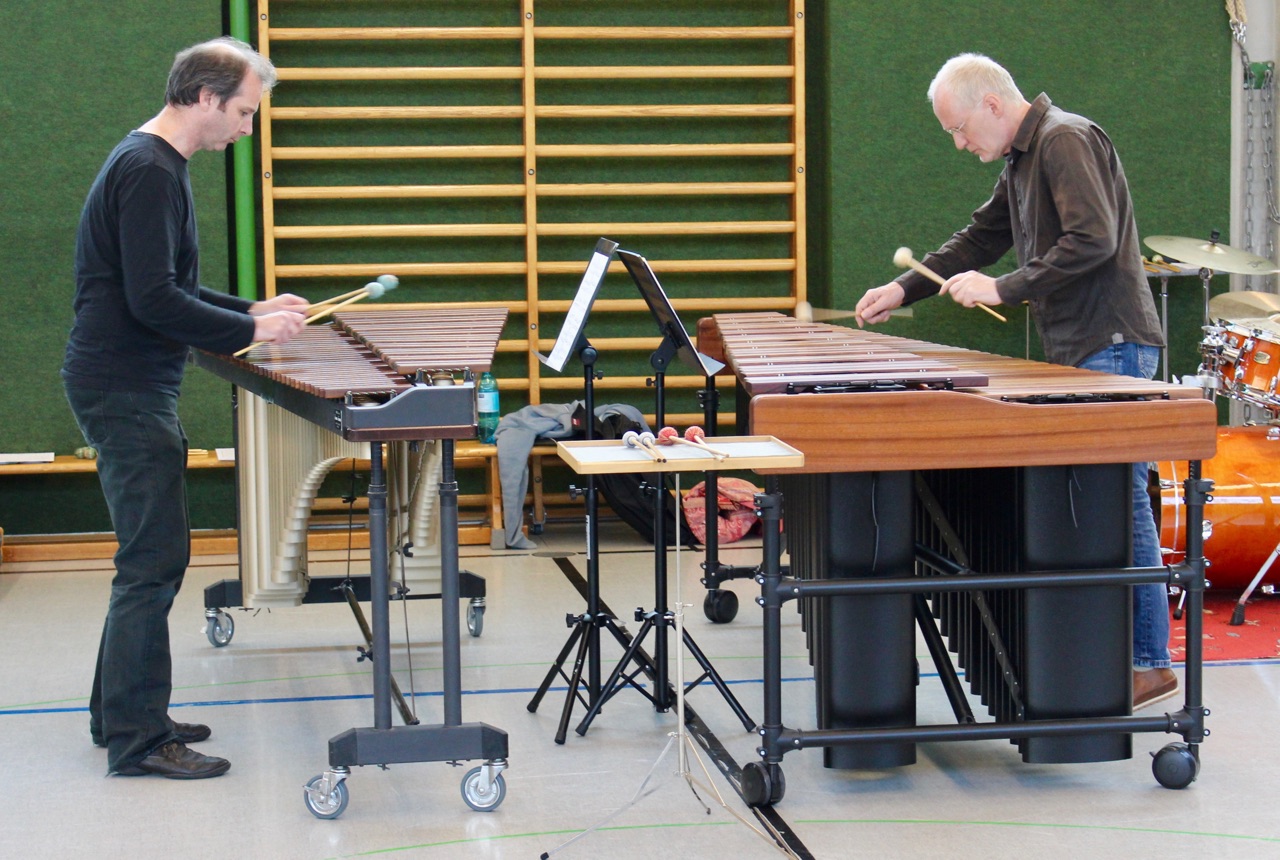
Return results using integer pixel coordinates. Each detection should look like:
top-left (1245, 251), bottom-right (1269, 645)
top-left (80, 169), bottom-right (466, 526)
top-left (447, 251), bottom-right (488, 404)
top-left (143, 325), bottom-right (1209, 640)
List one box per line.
top-left (541, 238), bottom-right (619, 372)
top-left (617, 249), bottom-right (726, 377)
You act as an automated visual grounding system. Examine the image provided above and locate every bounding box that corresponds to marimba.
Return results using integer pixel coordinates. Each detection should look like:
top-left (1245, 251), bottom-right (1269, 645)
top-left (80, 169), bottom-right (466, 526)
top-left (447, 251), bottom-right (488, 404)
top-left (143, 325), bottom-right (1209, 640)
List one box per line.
top-left (701, 312), bottom-right (1218, 804)
top-left (195, 306), bottom-right (511, 817)
top-left (198, 308), bottom-right (506, 612)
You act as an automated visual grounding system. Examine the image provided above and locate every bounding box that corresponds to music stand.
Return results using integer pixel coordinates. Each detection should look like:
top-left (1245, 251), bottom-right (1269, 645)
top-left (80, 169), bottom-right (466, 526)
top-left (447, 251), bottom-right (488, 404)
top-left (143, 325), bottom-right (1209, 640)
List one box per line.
top-left (526, 238), bottom-right (666, 744)
top-left (544, 440), bottom-right (806, 859)
top-left (574, 249), bottom-right (752, 736)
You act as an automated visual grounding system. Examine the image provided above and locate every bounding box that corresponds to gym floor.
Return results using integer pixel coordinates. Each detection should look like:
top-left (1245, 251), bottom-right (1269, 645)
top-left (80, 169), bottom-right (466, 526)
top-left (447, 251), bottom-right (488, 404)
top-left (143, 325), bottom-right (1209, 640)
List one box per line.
top-left (2, 521), bottom-right (1278, 859)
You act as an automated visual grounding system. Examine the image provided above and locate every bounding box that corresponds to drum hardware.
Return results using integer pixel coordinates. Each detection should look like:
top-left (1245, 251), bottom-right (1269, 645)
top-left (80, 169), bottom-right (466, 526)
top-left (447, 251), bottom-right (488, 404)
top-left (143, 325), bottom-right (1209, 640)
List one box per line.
top-left (1145, 256), bottom-right (1204, 382)
top-left (1229, 541), bottom-right (1280, 625)
top-left (1195, 318), bottom-right (1280, 415)
top-left (1160, 425), bottom-right (1280, 621)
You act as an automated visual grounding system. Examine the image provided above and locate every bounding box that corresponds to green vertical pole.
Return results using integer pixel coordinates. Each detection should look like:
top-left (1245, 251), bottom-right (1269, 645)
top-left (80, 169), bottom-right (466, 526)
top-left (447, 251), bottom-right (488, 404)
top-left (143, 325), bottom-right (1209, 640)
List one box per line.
top-left (229, 0), bottom-right (258, 300)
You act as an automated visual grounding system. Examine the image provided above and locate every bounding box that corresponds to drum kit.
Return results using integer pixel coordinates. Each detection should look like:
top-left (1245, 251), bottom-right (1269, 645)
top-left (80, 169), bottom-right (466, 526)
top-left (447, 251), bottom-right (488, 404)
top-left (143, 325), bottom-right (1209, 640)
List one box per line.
top-left (1143, 234), bottom-right (1280, 621)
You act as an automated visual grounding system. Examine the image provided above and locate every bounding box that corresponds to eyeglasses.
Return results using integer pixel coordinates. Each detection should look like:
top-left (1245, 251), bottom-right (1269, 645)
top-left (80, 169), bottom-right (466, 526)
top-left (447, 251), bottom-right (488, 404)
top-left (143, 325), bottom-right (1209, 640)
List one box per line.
top-left (944, 103), bottom-right (983, 137)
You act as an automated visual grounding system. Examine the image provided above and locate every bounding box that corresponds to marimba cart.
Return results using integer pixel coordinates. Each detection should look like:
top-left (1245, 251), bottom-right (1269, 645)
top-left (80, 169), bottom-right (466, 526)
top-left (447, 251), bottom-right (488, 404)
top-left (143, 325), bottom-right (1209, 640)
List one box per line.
top-left (196, 307), bottom-right (510, 817)
top-left (706, 313), bottom-right (1219, 806)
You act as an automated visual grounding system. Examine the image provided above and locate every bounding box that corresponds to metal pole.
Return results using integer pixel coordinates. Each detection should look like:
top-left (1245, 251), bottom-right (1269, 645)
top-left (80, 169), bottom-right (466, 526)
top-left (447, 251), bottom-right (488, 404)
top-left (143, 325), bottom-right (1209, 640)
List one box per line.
top-left (368, 442), bottom-right (392, 731)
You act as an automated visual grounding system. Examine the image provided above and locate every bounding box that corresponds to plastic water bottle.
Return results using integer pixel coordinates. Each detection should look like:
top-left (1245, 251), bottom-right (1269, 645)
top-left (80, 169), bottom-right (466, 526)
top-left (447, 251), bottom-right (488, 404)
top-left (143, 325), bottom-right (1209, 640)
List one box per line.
top-left (477, 371), bottom-right (500, 443)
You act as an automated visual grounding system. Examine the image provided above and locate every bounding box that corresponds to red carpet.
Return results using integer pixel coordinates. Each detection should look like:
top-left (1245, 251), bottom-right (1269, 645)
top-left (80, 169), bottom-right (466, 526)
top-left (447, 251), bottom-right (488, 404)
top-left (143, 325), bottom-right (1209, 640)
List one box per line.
top-left (1170, 592), bottom-right (1280, 661)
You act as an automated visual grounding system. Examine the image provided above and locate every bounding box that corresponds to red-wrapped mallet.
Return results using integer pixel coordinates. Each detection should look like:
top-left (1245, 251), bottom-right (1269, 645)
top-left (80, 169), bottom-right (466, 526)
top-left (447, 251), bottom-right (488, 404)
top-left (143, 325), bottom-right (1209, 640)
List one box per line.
top-left (683, 426), bottom-right (730, 460)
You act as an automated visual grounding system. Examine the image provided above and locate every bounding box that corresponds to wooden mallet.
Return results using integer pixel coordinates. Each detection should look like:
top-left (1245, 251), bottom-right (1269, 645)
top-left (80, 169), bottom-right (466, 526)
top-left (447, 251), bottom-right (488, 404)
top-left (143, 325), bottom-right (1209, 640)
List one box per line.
top-left (683, 426), bottom-right (730, 460)
top-left (658, 425), bottom-right (727, 460)
top-left (233, 275), bottom-right (399, 359)
top-left (307, 273), bottom-right (399, 312)
top-left (301, 278), bottom-right (389, 326)
top-left (637, 431), bottom-right (668, 462)
top-left (893, 247), bottom-right (1007, 323)
top-left (622, 430), bottom-right (664, 462)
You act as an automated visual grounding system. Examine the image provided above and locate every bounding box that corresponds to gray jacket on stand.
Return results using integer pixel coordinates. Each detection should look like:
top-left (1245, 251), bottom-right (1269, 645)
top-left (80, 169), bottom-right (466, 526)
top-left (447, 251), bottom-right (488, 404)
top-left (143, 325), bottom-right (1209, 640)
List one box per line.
top-left (493, 401), bottom-right (649, 549)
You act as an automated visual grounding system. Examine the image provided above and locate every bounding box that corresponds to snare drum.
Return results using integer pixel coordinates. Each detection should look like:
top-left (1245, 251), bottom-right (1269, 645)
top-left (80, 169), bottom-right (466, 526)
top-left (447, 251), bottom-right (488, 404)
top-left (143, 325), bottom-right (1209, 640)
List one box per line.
top-left (1158, 424), bottom-right (1280, 589)
top-left (1211, 320), bottom-right (1280, 413)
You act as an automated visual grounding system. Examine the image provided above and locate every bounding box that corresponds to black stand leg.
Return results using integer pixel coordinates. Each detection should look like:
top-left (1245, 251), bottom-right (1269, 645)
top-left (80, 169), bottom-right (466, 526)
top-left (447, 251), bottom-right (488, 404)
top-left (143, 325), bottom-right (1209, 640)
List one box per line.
top-left (527, 343), bottom-right (646, 742)
top-left (577, 356), bottom-right (754, 736)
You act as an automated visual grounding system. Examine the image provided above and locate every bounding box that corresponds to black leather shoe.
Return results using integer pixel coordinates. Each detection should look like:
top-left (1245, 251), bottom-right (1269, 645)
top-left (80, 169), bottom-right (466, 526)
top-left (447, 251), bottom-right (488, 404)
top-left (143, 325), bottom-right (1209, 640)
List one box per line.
top-left (93, 721), bottom-right (211, 747)
top-left (173, 721), bottom-right (212, 744)
top-left (114, 741), bottom-right (230, 779)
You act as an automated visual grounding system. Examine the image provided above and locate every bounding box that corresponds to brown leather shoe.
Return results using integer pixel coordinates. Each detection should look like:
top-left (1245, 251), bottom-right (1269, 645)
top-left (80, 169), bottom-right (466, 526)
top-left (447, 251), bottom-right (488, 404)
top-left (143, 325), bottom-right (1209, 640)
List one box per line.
top-left (1133, 667), bottom-right (1179, 711)
top-left (93, 721), bottom-right (211, 748)
top-left (114, 741), bottom-right (230, 779)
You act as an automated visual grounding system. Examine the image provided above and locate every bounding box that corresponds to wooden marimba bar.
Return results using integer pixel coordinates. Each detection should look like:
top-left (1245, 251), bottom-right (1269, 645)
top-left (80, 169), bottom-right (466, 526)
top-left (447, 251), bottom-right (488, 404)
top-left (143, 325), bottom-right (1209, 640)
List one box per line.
top-left (698, 312), bottom-right (1217, 800)
top-left (333, 308), bottom-right (508, 376)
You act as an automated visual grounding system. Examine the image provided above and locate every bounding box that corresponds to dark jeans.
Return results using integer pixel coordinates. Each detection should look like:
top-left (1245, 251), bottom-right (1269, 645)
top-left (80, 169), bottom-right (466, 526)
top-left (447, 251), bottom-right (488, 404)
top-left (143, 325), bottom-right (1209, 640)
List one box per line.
top-left (1075, 342), bottom-right (1170, 669)
top-left (65, 384), bottom-right (189, 771)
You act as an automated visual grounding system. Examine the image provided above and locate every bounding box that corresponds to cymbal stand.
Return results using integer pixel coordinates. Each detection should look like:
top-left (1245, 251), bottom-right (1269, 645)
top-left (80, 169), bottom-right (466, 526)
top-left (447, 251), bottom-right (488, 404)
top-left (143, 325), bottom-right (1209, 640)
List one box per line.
top-left (539, 473), bottom-right (798, 860)
top-left (527, 340), bottom-right (648, 744)
top-left (575, 335), bottom-right (754, 736)
top-left (1156, 271), bottom-right (1172, 383)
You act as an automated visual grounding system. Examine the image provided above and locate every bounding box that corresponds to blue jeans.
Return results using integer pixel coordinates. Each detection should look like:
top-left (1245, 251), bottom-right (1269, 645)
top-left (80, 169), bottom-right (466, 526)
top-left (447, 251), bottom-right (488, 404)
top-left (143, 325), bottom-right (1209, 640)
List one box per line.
top-left (65, 385), bottom-right (189, 771)
top-left (1076, 343), bottom-right (1169, 669)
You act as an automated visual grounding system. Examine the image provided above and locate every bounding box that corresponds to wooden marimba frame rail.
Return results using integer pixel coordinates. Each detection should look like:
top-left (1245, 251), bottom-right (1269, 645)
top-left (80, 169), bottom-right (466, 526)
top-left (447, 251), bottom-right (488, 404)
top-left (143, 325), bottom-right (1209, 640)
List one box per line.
top-left (702, 313), bottom-right (1217, 806)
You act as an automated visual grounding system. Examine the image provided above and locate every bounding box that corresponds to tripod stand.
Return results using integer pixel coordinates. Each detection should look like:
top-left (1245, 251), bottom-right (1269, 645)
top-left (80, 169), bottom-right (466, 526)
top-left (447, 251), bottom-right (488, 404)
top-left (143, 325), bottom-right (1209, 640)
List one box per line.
top-left (575, 334), bottom-right (753, 736)
top-left (527, 341), bottom-right (665, 744)
top-left (540, 473), bottom-right (800, 860)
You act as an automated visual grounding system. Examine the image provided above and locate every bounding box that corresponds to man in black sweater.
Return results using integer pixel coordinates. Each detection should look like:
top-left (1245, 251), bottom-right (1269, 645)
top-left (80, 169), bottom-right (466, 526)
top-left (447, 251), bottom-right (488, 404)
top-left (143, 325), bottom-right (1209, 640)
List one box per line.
top-left (63, 37), bottom-right (307, 779)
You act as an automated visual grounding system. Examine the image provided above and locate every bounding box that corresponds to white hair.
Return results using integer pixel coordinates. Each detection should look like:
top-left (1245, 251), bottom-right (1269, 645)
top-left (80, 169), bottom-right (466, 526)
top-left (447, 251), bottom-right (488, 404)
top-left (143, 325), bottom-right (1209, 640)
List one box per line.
top-left (928, 53), bottom-right (1024, 108)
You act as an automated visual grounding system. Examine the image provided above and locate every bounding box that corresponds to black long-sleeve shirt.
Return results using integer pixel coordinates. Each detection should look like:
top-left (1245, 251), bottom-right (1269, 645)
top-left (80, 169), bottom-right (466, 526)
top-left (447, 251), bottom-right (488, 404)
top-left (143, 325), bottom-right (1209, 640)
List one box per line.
top-left (63, 131), bottom-right (255, 395)
top-left (895, 94), bottom-right (1163, 368)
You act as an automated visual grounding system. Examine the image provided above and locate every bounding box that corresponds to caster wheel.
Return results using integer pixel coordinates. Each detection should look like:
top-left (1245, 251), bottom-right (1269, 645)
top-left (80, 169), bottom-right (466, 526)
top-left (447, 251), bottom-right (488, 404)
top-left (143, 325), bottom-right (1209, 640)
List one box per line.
top-left (529, 522), bottom-right (544, 535)
top-left (1151, 743), bottom-right (1200, 789)
top-left (461, 766), bottom-right (507, 811)
top-left (206, 611), bottom-right (234, 648)
top-left (740, 762), bottom-right (772, 808)
top-left (467, 603), bottom-right (485, 637)
top-left (766, 763), bottom-right (786, 804)
top-left (703, 589), bottom-right (739, 624)
top-left (304, 774), bottom-right (350, 819)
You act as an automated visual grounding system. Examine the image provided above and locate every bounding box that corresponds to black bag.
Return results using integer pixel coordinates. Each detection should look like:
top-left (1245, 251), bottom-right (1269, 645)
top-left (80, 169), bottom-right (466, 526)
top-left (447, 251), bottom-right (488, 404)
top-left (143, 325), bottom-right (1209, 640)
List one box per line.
top-left (571, 405), bottom-right (698, 548)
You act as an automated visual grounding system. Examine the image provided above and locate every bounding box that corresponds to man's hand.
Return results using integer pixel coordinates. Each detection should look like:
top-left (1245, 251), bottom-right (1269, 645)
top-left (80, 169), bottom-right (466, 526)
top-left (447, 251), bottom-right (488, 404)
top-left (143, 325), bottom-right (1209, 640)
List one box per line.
top-left (249, 293), bottom-right (310, 316)
top-left (251, 310), bottom-right (306, 344)
top-left (938, 272), bottom-right (1001, 309)
top-left (853, 282), bottom-right (905, 328)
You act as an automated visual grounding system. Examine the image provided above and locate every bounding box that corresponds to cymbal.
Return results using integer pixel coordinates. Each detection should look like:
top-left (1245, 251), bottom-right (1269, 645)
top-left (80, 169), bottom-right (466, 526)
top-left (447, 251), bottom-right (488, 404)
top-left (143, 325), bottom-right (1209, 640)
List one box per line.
top-left (1144, 235), bottom-right (1280, 275)
top-left (1208, 289), bottom-right (1280, 322)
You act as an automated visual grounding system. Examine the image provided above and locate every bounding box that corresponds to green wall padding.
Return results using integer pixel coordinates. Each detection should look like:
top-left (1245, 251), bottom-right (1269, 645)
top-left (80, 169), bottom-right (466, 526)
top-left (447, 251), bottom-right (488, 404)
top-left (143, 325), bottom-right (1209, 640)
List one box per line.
top-left (0, 1), bottom-right (1236, 536)
top-left (809, 1), bottom-right (1232, 379)
top-left (0, 2), bottom-right (236, 532)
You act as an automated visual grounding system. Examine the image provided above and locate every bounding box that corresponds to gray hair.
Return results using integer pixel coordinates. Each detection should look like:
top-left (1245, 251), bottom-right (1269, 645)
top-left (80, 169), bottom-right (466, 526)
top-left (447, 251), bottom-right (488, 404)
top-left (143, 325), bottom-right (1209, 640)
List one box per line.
top-left (165, 36), bottom-right (277, 107)
top-left (927, 53), bottom-right (1023, 109)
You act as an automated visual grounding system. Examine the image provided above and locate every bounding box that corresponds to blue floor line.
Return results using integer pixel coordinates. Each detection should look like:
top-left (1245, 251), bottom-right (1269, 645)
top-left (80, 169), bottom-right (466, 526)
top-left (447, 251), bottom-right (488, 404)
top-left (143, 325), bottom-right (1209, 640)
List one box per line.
top-left (4, 657), bottom-right (1276, 716)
